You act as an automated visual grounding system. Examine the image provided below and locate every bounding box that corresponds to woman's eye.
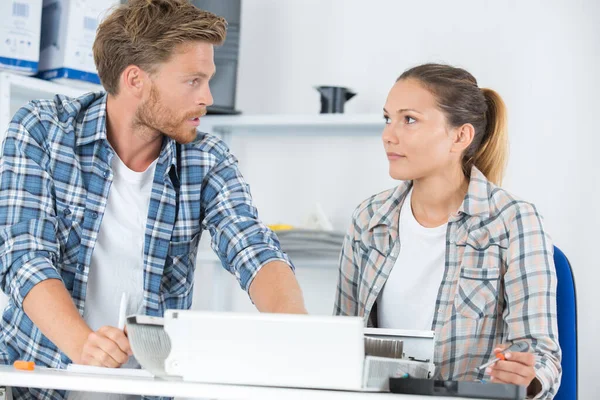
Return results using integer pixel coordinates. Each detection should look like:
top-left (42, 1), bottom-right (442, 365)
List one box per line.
top-left (383, 116), bottom-right (391, 124)
top-left (405, 116), bottom-right (416, 124)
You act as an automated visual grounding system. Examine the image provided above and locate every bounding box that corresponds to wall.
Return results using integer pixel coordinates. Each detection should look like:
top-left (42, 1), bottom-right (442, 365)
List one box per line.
top-left (0, 0), bottom-right (596, 397)
top-left (215, 0), bottom-right (599, 397)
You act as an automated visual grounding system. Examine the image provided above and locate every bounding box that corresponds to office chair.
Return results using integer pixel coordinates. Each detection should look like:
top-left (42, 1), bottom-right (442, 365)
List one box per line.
top-left (553, 246), bottom-right (577, 400)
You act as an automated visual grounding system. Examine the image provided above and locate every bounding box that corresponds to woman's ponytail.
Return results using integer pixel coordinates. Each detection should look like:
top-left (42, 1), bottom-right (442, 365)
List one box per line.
top-left (473, 88), bottom-right (509, 185)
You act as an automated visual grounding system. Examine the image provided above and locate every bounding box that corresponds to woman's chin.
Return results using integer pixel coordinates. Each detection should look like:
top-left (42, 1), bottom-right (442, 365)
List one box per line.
top-left (389, 168), bottom-right (416, 181)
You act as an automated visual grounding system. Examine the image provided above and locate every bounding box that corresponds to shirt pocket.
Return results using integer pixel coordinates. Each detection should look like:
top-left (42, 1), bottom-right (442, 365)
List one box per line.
top-left (454, 266), bottom-right (501, 319)
top-left (163, 234), bottom-right (200, 297)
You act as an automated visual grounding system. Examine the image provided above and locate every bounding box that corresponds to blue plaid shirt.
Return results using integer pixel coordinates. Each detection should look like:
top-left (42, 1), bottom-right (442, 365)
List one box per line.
top-left (0, 92), bottom-right (292, 399)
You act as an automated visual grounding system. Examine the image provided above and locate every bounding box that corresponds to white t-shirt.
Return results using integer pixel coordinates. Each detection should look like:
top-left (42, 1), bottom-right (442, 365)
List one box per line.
top-left (378, 188), bottom-right (447, 330)
top-left (68, 154), bottom-right (157, 400)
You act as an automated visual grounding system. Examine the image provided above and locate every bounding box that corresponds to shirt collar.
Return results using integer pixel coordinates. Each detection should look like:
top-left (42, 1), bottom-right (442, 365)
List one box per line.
top-left (74, 92), bottom-right (109, 147)
top-left (367, 166), bottom-right (491, 231)
top-left (454, 166), bottom-right (491, 220)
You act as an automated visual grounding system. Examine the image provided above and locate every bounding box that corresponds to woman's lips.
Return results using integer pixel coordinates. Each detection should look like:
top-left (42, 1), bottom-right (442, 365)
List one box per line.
top-left (386, 152), bottom-right (405, 160)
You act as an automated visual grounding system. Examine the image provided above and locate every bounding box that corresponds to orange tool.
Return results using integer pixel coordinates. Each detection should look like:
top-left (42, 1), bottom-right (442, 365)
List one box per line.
top-left (13, 360), bottom-right (35, 371)
top-left (476, 342), bottom-right (530, 371)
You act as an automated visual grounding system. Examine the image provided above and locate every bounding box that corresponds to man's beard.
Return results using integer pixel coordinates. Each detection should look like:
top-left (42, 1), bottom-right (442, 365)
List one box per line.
top-left (134, 85), bottom-right (202, 144)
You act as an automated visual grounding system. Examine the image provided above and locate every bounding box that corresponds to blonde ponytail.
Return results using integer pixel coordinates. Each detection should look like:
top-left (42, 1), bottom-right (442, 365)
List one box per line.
top-left (474, 89), bottom-right (509, 185)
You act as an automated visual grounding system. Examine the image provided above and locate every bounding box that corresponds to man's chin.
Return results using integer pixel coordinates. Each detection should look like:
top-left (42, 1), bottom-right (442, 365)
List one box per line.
top-left (167, 129), bottom-right (198, 144)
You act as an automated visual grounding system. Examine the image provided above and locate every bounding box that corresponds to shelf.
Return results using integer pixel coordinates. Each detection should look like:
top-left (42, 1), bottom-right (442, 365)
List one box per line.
top-left (0, 366), bottom-right (447, 400)
top-left (202, 113), bottom-right (385, 136)
top-left (0, 71), bottom-right (103, 99)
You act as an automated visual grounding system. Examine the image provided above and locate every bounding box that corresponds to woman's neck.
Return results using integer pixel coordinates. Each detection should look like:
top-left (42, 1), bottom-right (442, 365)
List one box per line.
top-left (410, 168), bottom-right (469, 228)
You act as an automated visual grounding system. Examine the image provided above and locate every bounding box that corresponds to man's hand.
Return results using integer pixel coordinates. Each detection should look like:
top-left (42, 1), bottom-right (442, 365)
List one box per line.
top-left (487, 344), bottom-right (540, 395)
top-left (79, 325), bottom-right (132, 367)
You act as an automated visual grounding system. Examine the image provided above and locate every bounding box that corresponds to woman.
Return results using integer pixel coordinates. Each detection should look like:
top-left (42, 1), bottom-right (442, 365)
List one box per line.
top-left (334, 63), bottom-right (561, 398)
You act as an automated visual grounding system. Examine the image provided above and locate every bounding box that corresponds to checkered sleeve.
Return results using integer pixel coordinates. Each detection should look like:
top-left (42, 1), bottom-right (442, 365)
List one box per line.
top-left (0, 113), bottom-right (63, 310)
top-left (503, 202), bottom-right (562, 399)
top-left (334, 206), bottom-right (362, 317)
top-left (200, 144), bottom-right (293, 293)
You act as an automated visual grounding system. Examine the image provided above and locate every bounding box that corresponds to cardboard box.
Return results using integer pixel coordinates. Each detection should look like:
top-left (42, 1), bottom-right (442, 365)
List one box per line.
top-left (0, 0), bottom-right (43, 75)
top-left (38, 0), bottom-right (118, 87)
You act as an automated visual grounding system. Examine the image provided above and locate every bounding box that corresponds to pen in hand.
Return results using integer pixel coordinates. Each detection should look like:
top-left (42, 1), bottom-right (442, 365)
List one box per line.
top-left (475, 342), bottom-right (530, 372)
top-left (117, 292), bottom-right (128, 331)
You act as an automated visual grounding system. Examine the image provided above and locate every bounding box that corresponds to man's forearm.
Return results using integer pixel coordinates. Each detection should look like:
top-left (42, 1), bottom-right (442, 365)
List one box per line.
top-left (22, 279), bottom-right (92, 363)
top-left (249, 261), bottom-right (307, 314)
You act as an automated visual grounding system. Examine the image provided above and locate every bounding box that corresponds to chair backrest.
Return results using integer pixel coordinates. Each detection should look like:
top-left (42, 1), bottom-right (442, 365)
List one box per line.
top-left (553, 246), bottom-right (577, 400)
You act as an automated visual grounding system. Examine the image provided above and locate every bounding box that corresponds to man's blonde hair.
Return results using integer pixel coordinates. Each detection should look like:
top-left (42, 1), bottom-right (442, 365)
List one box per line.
top-left (93, 0), bottom-right (227, 95)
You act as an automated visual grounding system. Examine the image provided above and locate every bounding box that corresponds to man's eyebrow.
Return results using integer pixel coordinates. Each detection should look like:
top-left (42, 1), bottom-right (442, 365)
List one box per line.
top-left (183, 71), bottom-right (216, 79)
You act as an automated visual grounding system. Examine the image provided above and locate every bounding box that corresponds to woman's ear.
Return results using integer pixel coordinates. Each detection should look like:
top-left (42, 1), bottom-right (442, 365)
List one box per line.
top-left (450, 123), bottom-right (475, 154)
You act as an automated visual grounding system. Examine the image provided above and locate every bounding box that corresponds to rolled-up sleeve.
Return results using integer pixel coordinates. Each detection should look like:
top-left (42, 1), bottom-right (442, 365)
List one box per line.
top-left (504, 202), bottom-right (562, 399)
top-left (334, 206), bottom-right (362, 317)
top-left (200, 148), bottom-right (293, 293)
top-left (0, 116), bottom-right (63, 309)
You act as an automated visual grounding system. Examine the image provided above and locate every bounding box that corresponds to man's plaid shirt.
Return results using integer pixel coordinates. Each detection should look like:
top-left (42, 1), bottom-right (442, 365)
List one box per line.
top-left (0, 92), bottom-right (292, 399)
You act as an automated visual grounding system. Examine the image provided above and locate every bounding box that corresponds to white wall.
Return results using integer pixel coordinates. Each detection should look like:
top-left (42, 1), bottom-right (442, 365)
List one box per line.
top-left (0, 0), bottom-right (596, 397)
top-left (220, 0), bottom-right (600, 397)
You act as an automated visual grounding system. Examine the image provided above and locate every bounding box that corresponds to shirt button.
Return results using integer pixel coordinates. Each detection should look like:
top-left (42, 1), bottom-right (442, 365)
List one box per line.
top-left (92, 212), bottom-right (98, 219)
top-left (103, 171), bottom-right (109, 178)
top-left (373, 285), bottom-right (378, 290)
top-left (77, 264), bottom-right (84, 272)
top-left (63, 208), bottom-right (71, 216)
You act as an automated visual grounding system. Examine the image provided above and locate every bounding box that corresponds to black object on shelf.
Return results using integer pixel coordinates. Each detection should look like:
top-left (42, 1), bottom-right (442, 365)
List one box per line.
top-left (315, 86), bottom-right (356, 114)
top-left (192, 0), bottom-right (242, 115)
top-left (389, 378), bottom-right (526, 399)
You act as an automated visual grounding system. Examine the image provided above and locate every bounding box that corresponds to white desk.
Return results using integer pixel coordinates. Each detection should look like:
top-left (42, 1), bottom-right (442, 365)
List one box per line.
top-left (0, 365), bottom-right (483, 400)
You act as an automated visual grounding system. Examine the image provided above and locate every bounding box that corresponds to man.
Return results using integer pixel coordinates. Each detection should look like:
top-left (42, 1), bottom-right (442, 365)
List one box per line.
top-left (0, 1), bottom-right (306, 398)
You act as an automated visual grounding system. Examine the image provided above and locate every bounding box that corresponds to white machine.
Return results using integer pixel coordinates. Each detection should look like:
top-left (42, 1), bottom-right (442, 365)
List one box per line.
top-left (127, 310), bottom-right (436, 392)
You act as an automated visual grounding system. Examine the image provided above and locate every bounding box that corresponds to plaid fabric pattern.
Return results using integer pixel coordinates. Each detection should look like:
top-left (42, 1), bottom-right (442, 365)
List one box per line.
top-left (0, 93), bottom-right (292, 399)
top-left (334, 167), bottom-right (561, 399)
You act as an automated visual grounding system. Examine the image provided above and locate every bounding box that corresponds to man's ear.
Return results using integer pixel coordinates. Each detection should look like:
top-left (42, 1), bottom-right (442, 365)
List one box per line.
top-left (450, 123), bottom-right (475, 154)
top-left (120, 65), bottom-right (146, 98)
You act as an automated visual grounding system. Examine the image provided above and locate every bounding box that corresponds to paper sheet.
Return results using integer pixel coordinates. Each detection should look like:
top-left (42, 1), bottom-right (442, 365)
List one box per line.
top-left (66, 364), bottom-right (153, 378)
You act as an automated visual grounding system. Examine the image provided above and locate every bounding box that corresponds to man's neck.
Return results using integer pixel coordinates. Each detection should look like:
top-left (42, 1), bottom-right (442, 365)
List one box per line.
top-left (105, 94), bottom-right (162, 172)
top-left (410, 166), bottom-right (469, 228)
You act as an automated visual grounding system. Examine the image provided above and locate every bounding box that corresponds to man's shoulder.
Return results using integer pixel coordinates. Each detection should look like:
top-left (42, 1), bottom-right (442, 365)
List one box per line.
top-left (8, 92), bottom-right (106, 144)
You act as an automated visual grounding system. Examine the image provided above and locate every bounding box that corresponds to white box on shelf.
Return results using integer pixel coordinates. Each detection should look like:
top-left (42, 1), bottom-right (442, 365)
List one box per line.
top-left (0, 0), bottom-right (43, 75)
top-left (38, 0), bottom-right (117, 88)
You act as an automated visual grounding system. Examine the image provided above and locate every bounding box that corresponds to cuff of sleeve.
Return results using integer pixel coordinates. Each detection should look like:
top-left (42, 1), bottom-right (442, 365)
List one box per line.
top-left (237, 248), bottom-right (295, 293)
top-left (10, 252), bottom-right (62, 309)
top-left (528, 377), bottom-right (544, 399)
top-left (530, 366), bottom-right (554, 399)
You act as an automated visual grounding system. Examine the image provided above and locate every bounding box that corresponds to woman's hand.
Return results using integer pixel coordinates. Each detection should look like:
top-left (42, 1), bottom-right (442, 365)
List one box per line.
top-left (486, 345), bottom-right (540, 395)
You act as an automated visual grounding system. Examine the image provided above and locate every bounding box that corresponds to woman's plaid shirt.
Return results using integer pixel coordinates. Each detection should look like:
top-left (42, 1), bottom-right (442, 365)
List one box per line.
top-left (334, 167), bottom-right (561, 399)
